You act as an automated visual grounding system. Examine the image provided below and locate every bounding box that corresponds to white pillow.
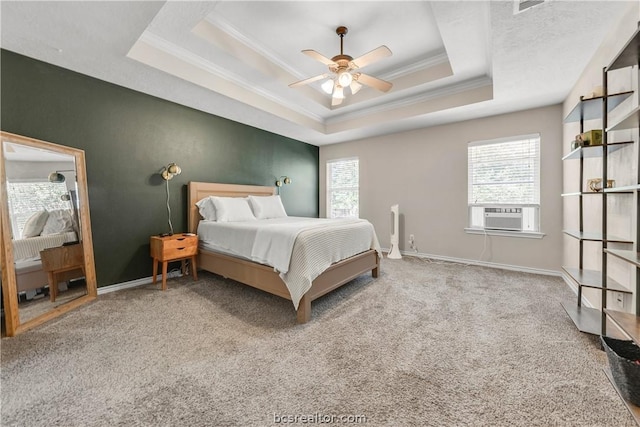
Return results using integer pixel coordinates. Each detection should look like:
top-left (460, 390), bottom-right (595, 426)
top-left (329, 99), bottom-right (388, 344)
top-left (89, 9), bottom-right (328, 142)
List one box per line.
top-left (211, 196), bottom-right (256, 222)
top-left (22, 210), bottom-right (49, 238)
top-left (195, 197), bottom-right (217, 221)
top-left (248, 195), bottom-right (288, 219)
top-left (41, 209), bottom-right (75, 235)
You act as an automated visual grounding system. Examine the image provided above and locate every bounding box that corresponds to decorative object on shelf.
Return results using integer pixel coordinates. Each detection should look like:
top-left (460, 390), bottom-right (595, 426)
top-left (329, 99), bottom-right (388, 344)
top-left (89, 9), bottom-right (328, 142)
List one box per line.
top-left (160, 162), bottom-right (182, 235)
top-left (601, 336), bottom-right (640, 406)
top-left (571, 139), bottom-right (581, 150)
top-left (587, 178), bottom-right (615, 192)
top-left (576, 129), bottom-right (603, 146)
top-left (591, 85), bottom-right (604, 98)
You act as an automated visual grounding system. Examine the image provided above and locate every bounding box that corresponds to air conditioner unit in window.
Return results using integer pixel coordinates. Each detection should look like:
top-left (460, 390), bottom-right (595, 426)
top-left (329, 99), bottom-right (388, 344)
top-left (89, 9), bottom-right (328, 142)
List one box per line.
top-left (484, 207), bottom-right (523, 231)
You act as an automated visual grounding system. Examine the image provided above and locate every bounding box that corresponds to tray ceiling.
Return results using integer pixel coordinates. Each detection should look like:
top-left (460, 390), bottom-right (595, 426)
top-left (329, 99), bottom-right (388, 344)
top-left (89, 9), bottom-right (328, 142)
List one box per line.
top-left (0, 1), bottom-right (634, 145)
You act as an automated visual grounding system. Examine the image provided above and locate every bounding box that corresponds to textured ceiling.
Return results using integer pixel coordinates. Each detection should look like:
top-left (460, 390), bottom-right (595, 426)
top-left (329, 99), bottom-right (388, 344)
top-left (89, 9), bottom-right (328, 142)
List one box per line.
top-left (0, 1), bottom-right (634, 146)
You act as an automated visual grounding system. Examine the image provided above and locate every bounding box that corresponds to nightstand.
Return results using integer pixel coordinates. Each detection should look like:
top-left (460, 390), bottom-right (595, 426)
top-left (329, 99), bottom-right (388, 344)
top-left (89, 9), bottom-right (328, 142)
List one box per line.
top-left (150, 233), bottom-right (198, 290)
top-left (40, 243), bottom-right (85, 302)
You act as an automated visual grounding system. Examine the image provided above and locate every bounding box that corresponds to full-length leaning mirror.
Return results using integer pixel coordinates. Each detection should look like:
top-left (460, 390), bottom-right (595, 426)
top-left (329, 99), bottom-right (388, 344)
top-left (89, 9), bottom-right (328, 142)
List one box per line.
top-left (0, 132), bottom-right (97, 337)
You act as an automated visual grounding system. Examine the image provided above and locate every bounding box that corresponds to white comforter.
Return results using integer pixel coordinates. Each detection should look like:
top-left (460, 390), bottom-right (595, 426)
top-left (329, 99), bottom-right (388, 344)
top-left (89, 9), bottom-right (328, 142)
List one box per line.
top-left (13, 231), bottom-right (77, 261)
top-left (197, 217), bottom-right (381, 309)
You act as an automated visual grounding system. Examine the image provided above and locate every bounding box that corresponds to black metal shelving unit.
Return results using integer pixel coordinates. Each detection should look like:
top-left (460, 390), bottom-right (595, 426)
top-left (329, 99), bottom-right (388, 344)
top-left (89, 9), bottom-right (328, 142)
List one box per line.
top-left (601, 25), bottom-right (640, 425)
top-left (561, 91), bottom-right (635, 335)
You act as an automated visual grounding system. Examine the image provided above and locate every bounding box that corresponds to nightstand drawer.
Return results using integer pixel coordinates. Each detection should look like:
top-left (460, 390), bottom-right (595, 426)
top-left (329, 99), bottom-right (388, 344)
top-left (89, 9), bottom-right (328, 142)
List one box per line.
top-left (150, 234), bottom-right (198, 260)
top-left (161, 235), bottom-right (197, 250)
top-left (162, 245), bottom-right (197, 260)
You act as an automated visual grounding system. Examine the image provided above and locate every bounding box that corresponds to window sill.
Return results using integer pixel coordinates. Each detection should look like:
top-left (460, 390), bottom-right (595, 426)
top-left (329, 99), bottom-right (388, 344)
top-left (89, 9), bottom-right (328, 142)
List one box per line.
top-left (464, 228), bottom-right (545, 239)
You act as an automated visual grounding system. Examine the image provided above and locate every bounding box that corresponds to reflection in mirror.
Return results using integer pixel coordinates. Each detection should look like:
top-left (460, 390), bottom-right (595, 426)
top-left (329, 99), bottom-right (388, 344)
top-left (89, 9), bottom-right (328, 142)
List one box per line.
top-left (5, 142), bottom-right (86, 324)
top-left (1, 132), bottom-right (97, 337)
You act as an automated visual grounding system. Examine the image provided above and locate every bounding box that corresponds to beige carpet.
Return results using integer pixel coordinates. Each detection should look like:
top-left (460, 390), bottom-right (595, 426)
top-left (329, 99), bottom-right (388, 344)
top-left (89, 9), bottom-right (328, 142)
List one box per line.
top-left (0, 257), bottom-right (635, 426)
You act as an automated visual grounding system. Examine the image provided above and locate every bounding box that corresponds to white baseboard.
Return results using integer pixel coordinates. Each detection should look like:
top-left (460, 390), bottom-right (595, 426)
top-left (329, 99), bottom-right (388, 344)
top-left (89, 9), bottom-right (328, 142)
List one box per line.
top-left (97, 270), bottom-right (181, 295)
top-left (380, 247), bottom-right (562, 277)
top-left (99, 251), bottom-right (563, 296)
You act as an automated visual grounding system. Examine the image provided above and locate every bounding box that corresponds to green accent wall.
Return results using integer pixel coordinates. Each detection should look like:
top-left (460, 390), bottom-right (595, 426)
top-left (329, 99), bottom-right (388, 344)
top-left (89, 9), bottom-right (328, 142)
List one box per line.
top-left (1, 49), bottom-right (319, 286)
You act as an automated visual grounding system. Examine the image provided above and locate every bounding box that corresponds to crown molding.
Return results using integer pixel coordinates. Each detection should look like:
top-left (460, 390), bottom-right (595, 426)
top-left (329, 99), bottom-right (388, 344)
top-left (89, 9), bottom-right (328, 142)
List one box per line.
top-left (326, 75), bottom-right (493, 125)
top-left (137, 32), bottom-right (325, 123)
top-left (381, 51), bottom-right (450, 80)
top-left (203, 13), bottom-right (305, 79)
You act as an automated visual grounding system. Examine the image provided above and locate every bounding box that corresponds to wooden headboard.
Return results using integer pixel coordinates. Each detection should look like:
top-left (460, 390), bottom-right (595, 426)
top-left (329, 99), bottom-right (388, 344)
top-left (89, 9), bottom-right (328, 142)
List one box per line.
top-left (187, 182), bottom-right (276, 233)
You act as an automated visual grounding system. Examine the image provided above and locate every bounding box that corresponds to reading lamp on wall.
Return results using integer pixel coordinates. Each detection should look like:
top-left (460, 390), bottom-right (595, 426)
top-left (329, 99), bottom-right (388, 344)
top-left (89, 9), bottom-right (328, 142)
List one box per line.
top-left (275, 176), bottom-right (291, 194)
top-left (49, 169), bottom-right (80, 235)
top-left (160, 163), bottom-right (182, 235)
top-left (275, 176), bottom-right (291, 187)
top-left (48, 170), bottom-right (74, 183)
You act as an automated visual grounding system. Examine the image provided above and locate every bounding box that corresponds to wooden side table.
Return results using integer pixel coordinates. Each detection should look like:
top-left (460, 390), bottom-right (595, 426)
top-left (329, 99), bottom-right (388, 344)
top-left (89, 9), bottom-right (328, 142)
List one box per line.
top-left (150, 233), bottom-right (198, 290)
top-left (40, 243), bottom-right (85, 302)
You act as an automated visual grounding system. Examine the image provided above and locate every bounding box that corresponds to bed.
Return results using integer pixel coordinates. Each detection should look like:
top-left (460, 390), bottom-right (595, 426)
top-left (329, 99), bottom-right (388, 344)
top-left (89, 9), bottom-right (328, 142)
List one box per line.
top-left (13, 231), bottom-right (79, 294)
top-left (188, 182), bottom-right (381, 323)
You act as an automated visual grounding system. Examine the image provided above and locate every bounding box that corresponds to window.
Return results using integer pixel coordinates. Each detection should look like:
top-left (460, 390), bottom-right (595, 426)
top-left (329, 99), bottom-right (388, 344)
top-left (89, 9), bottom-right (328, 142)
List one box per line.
top-left (327, 158), bottom-right (359, 219)
top-left (7, 180), bottom-right (71, 238)
top-left (467, 134), bottom-right (540, 232)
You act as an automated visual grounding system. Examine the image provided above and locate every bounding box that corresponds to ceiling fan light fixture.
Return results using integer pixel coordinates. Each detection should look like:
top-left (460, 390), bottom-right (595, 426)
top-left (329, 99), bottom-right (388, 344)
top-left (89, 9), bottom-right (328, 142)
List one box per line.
top-left (321, 79), bottom-right (335, 94)
top-left (290, 26), bottom-right (393, 106)
top-left (337, 70), bottom-right (353, 87)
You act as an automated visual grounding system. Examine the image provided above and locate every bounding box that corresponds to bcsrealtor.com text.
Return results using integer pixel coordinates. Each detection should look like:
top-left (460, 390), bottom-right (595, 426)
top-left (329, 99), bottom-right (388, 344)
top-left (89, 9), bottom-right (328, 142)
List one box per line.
top-left (273, 413), bottom-right (367, 424)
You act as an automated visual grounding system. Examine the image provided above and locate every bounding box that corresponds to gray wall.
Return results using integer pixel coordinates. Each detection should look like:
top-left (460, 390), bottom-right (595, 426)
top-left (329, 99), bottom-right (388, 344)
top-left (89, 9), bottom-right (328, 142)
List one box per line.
top-left (320, 105), bottom-right (564, 273)
top-left (1, 49), bottom-right (319, 286)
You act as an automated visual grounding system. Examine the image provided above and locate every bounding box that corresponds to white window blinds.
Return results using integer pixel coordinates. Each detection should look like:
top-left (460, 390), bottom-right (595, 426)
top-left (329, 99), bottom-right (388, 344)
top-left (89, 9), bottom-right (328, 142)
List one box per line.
top-left (468, 134), bottom-right (540, 205)
top-left (7, 181), bottom-right (70, 238)
top-left (327, 158), bottom-right (359, 219)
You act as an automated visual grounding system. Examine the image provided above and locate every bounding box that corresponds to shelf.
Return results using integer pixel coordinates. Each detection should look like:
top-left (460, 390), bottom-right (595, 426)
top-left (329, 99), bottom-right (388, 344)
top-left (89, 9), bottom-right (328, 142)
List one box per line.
top-left (563, 230), bottom-right (633, 243)
top-left (561, 303), bottom-right (625, 337)
top-left (608, 26), bottom-right (640, 71)
top-left (604, 185), bottom-right (640, 193)
top-left (561, 304), bottom-right (601, 335)
top-left (563, 267), bottom-right (632, 294)
top-left (608, 106), bottom-right (640, 132)
top-left (562, 190), bottom-right (634, 196)
top-left (604, 369), bottom-right (640, 425)
top-left (605, 249), bottom-right (640, 268)
top-left (562, 141), bottom-right (633, 160)
top-left (561, 191), bottom-right (603, 197)
top-left (604, 309), bottom-right (640, 343)
top-left (565, 91), bottom-right (634, 122)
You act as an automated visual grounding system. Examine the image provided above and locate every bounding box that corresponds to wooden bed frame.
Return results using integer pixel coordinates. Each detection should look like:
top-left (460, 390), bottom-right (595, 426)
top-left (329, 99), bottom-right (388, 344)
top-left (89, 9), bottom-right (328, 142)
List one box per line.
top-left (187, 182), bottom-right (380, 323)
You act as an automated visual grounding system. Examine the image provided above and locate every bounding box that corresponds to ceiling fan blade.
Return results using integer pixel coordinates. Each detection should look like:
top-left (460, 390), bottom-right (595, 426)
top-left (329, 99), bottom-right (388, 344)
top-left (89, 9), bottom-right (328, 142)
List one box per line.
top-left (331, 96), bottom-right (344, 107)
top-left (302, 49), bottom-right (336, 66)
top-left (356, 73), bottom-right (393, 92)
top-left (350, 45), bottom-right (392, 69)
top-left (289, 73), bottom-right (330, 88)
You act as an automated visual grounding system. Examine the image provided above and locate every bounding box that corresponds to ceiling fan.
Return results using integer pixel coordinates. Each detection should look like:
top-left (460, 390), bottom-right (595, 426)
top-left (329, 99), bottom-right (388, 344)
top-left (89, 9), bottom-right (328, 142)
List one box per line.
top-left (289, 26), bottom-right (393, 106)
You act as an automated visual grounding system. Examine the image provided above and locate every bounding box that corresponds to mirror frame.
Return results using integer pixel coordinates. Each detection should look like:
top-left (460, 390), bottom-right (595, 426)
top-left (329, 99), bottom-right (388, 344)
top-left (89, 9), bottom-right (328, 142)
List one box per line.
top-left (0, 131), bottom-right (97, 337)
